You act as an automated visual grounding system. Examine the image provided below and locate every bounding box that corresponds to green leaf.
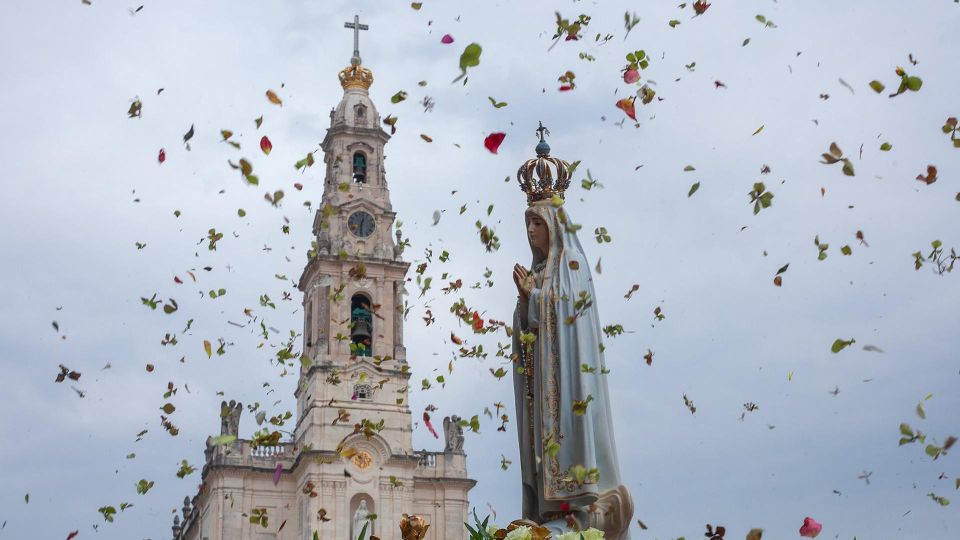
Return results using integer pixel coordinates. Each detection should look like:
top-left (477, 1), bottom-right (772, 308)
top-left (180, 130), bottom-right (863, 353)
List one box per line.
top-left (453, 43), bottom-right (483, 83)
top-left (841, 158), bottom-right (855, 176)
top-left (906, 76), bottom-right (922, 91)
top-left (668, 19), bottom-right (681, 27)
top-left (900, 423), bottom-right (914, 437)
top-left (390, 90), bottom-right (408, 104)
top-left (683, 164), bottom-right (696, 171)
top-left (869, 80), bottom-right (885, 93)
top-left (161, 403), bottom-right (176, 415)
top-left (687, 182), bottom-right (700, 197)
top-left (487, 96), bottom-right (508, 108)
top-left (209, 435), bottom-right (237, 447)
top-left (880, 142), bottom-right (892, 151)
top-left (841, 245), bottom-right (852, 256)
top-left (98, 506), bottom-right (117, 523)
top-left (136, 479), bottom-right (154, 495)
top-left (831, 338), bottom-right (856, 353)
top-left (572, 395), bottom-right (593, 415)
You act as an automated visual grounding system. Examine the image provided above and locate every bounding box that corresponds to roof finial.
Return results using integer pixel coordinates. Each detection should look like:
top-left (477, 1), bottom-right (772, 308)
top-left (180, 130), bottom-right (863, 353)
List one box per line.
top-left (535, 121), bottom-right (551, 156)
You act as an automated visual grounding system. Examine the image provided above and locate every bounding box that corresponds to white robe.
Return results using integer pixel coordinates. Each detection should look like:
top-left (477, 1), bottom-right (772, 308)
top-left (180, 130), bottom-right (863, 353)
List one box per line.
top-left (511, 202), bottom-right (632, 539)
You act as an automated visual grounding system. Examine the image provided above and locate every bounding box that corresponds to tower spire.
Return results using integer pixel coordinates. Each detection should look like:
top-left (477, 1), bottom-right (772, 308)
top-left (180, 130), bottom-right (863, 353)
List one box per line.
top-left (344, 14), bottom-right (369, 66)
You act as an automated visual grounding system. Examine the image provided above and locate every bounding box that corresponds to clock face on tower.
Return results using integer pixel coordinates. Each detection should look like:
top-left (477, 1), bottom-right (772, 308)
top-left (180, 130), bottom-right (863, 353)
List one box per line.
top-left (347, 211), bottom-right (375, 237)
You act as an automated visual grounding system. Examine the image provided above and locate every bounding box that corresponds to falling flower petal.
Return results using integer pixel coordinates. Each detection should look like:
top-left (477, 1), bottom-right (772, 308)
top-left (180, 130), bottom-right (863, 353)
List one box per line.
top-left (260, 136), bottom-right (272, 155)
top-left (266, 89), bottom-right (282, 106)
top-left (623, 69), bottom-right (640, 84)
top-left (158, 148), bottom-right (165, 164)
top-left (423, 411), bottom-right (438, 438)
top-left (484, 132), bottom-right (506, 154)
top-left (441, 34), bottom-right (454, 44)
top-left (616, 97), bottom-right (637, 120)
top-left (799, 517), bottom-right (822, 538)
top-left (273, 463), bottom-right (282, 486)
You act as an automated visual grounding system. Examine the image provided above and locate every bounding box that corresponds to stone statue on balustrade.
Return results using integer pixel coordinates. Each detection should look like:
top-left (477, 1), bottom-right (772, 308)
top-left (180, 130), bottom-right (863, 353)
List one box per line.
top-left (443, 415), bottom-right (464, 453)
top-left (220, 400), bottom-right (242, 436)
top-left (510, 124), bottom-right (635, 539)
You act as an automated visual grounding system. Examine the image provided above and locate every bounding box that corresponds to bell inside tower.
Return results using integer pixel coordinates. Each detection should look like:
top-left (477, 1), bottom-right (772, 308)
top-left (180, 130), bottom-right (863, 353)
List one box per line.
top-left (352, 152), bottom-right (367, 183)
top-left (350, 293), bottom-right (373, 356)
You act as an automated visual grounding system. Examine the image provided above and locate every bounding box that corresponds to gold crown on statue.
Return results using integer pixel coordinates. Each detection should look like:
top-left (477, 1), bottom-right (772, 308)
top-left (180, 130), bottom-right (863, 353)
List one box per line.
top-left (339, 64), bottom-right (374, 90)
top-left (517, 122), bottom-right (571, 205)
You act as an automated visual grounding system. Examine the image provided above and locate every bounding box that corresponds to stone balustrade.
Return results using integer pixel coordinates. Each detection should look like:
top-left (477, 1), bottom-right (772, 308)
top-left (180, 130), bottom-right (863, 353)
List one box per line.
top-left (412, 450), bottom-right (468, 480)
top-left (204, 438), bottom-right (296, 469)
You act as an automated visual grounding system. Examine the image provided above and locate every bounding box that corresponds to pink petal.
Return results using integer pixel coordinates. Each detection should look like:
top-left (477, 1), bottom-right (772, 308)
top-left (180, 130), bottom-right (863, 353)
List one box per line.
top-left (441, 34), bottom-right (454, 44)
top-left (423, 411), bottom-right (438, 438)
top-left (799, 517), bottom-right (822, 538)
top-left (483, 132), bottom-right (506, 154)
top-left (158, 148), bottom-right (166, 164)
top-left (273, 463), bottom-right (283, 486)
top-left (623, 69), bottom-right (640, 84)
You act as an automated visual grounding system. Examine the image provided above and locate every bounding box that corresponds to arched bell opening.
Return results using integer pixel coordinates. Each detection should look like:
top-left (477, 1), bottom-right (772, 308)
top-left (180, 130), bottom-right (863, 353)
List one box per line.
top-left (350, 293), bottom-right (373, 357)
top-left (352, 151), bottom-right (367, 183)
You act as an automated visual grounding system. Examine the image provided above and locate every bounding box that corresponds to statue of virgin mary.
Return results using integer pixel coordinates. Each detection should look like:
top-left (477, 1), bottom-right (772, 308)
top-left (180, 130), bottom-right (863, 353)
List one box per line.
top-left (511, 124), bottom-right (634, 539)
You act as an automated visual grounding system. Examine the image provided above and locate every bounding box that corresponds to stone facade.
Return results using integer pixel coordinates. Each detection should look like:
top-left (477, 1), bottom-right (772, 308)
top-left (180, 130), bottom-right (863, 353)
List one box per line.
top-left (172, 53), bottom-right (475, 540)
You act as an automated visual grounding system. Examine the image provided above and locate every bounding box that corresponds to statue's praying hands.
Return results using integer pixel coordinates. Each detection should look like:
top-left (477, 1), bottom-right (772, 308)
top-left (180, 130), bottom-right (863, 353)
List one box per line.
top-left (513, 263), bottom-right (531, 301)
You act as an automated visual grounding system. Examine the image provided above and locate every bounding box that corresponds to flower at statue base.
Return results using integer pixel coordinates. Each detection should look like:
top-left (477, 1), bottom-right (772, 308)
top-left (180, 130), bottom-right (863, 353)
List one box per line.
top-left (556, 528), bottom-right (605, 540)
top-left (798, 516), bottom-right (822, 538)
top-left (505, 526), bottom-right (533, 540)
top-left (399, 513), bottom-right (430, 540)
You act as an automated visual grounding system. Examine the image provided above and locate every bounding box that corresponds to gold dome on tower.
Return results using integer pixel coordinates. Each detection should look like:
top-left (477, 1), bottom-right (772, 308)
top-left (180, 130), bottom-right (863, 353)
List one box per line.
top-left (339, 15), bottom-right (373, 91)
top-left (339, 64), bottom-right (374, 90)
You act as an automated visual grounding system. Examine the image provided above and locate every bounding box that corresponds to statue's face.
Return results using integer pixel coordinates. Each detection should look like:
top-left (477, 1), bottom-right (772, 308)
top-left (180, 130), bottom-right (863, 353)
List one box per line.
top-left (526, 214), bottom-right (550, 255)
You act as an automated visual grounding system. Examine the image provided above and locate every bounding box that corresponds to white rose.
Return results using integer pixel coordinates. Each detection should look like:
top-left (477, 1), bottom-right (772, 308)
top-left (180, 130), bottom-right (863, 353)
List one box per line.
top-left (554, 529), bottom-right (605, 540)
top-left (505, 526), bottom-right (533, 540)
top-left (580, 528), bottom-right (604, 540)
top-left (487, 525), bottom-right (501, 537)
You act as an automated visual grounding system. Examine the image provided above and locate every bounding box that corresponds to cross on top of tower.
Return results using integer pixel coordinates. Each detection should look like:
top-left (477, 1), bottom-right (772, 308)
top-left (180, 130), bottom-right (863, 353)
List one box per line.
top-left (535, 121), bottom-right (550, 143)
top-left (344, 14), bottom-right (369, 66)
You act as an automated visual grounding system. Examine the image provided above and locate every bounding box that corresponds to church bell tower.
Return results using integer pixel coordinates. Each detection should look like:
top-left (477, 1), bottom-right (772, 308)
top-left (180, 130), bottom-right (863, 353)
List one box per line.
top-left (173, 17), bottom-right (473, 540)
top-left (293, 15), bottom-right (414, 457)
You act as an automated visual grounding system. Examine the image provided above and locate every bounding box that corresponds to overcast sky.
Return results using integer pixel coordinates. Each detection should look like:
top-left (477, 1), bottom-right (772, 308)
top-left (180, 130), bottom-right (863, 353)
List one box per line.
top-left (1, 1), bottom-right (959, 539)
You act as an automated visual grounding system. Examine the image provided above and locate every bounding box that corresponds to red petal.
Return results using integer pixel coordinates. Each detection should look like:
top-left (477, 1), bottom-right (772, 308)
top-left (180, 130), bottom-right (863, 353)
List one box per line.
top-left (66, 532), bottom-right (80, 540)
top-left (483, 132), bottom-right (506, 154)
top-left (623, 69), bottom-right (640, 84)
top-left (558, 85), bottom-right (573, 92)
top-left (158, 148), bottom-right (166, 164)
top-left (441, 34), bottom-right (454, 44)
top-left (423, 412), bottom-right (438, 438)
top-left (260, 136), bottom-right (272, 155)
top-left (174, 276), bottom-right (183, 284)
top-left (615, 98), bottom-right (637, 120)
top-left (294, 183), bottom-right (303, 191)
